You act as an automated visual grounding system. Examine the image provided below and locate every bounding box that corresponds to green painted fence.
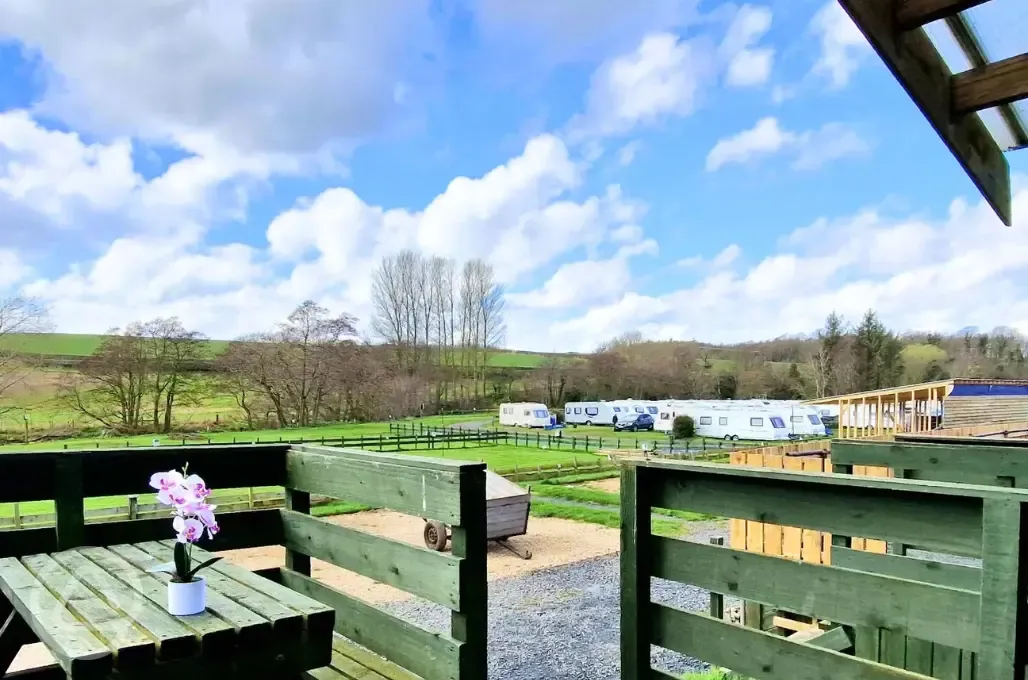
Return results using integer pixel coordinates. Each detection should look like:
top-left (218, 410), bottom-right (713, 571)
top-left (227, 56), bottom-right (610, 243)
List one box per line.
top-left (0, 443), bottom-right (489, 680)
top-left (620, 456), bottom-right (1028, 680)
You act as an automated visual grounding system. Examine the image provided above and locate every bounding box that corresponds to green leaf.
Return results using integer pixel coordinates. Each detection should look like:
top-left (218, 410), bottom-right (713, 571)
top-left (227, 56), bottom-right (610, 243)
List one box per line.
top-left (186, 556), bottom-right (223, 581)
top-left (173, 541), bottom-right (190, 581)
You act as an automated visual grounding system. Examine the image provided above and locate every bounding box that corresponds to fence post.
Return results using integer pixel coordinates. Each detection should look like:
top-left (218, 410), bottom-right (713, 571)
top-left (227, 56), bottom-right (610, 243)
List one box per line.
top-left (13, 503), bottom-right (21, 529)
top-left (128, 495), bottom-right (139, 520)
top-left (513, 464), bottom-right (520, 482)
top-left (248, 487), bottom-right (255, 509)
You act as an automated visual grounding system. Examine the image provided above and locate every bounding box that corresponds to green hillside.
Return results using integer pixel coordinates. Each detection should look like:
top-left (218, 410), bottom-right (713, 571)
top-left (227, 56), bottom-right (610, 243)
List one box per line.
top-left (0, 333), bottom-right (564, 369)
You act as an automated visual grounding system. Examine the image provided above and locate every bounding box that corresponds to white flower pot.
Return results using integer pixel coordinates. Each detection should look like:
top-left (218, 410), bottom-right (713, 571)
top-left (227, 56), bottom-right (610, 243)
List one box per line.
top-left (167, 577), bottom-right (206, 616)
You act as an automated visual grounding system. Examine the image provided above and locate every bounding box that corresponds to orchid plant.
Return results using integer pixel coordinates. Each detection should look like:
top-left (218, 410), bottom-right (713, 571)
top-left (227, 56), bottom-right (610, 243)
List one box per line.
top-left (149, 464), bottom-right (222, 583)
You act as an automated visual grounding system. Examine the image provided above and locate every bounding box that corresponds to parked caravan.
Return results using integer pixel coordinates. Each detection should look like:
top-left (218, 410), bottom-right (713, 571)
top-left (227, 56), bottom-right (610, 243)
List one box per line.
top-left (563, 402), bottom-right (619, 426)
top-left (498, 403), bottom-right (552, 428)
top-left (656, 402), bottom-right (791, 441)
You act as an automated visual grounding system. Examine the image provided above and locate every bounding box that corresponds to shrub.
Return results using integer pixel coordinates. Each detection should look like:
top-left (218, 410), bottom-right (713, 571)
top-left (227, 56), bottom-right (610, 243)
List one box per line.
top-left (672, 415), bottom-right (695, 440)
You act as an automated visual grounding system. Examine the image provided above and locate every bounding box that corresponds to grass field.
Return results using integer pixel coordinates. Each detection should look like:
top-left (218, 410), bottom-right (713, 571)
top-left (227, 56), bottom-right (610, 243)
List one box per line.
top-left (0, 332), bottom-right (568, 369)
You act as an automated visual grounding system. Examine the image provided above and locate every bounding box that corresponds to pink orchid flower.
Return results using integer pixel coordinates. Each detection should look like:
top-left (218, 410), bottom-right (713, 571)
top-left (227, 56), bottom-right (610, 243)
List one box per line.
top-left (182, 474), bottom-right (211, 499)
top-left (150, 470), bottom-right (185, 505)
top-left (173, 516), bottom-right (204, 544)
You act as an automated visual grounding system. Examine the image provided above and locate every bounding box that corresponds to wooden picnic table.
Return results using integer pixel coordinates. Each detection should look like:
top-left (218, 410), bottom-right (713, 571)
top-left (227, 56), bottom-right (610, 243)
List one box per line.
top-left (0, 541), bottom-right (335, 679)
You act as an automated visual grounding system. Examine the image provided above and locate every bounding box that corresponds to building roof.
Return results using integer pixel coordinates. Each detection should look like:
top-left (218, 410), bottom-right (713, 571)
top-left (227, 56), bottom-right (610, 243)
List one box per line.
top-left (803, 378), bottom-right (1028, 405)
top-left (839, 0), bottom-right (1027, 226)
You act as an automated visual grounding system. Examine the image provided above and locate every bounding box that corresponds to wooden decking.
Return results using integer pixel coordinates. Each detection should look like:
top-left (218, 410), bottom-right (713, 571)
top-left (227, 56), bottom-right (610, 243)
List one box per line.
top-left (305, 635), bottom-right (422, 680)
top-left (0, 542), bottom-right (334, 678)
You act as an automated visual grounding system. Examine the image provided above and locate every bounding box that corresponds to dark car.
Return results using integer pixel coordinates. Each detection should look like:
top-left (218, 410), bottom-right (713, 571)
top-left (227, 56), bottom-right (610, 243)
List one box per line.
top-left (614, 413), bottom-right (654, 432)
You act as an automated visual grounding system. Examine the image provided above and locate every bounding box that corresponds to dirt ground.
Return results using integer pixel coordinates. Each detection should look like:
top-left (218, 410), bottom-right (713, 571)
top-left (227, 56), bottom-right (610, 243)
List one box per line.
top-left (585, 477), bottom-right (620, 493)
top-left (11, 512), bottom-right (619, 672)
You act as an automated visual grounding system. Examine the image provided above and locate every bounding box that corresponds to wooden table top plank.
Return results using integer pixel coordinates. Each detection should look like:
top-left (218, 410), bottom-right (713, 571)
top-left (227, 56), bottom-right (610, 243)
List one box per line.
top-left (20, 554), bottom-right (156, 671)
top-left (77, 546), bottom-right (237, 658)
top-left (51, 549), bottom-right (199, 662)
top-left (108, 544), bottom-right (273, 652)
top-left (0, 557), bottom-right (112, 679)
top-left (136, 541), bottom-right (303, 641)
top-left (177, 542), bottom-right (334, 634)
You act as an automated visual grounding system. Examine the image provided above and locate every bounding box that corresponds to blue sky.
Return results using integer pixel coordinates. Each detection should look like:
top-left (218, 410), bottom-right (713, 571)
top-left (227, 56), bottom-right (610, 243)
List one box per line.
top-left (0, 0), bottom-right (1026, 352)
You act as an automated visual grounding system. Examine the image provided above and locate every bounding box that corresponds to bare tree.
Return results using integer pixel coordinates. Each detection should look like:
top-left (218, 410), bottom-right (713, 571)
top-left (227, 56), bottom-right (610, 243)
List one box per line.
top-left (808, 346), bottom-right (831, 399)
top-left (218, 302), bottom-right (359, 428)
top-left (63, 325), bottom-right (151, 429)
top-left (0, 296), bottom-right (52, 415)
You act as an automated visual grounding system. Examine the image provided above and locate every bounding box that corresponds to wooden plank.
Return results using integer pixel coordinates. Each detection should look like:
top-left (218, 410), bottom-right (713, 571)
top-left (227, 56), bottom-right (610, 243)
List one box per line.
top-left (832, 440), bottom-right (1028, 480)
top-left (651, 535), bottom-right (980, 651)
top-left (650, 605), bottom-right (929, 680)
top-left (134, 541), bottom-right (304, 641)
top-left (80, 444), bottom-right (290, 498)
top-left (286, 450), bottom-right (463, 523)
top-left (449, 466), bottom-right (487, 680)
top-left (108, 543), bottom-right (272, 651)
top-left (805, 626), bottom-right (855, 654)
top-left (333, 634), bottom-right (422, 680)
top-left (0, 557), bottom-right (112, 679)
top-left (178, 542), bottom-right (334, 641)
top-left (953, 53), bottom-right (1028, 115)
top-left (904, 637), bottom-right (934, 676)
top-left (895, 0), bottom-right (991, 30)
top-left (50, 548), bottom-right (197, 661)
top-left (781, 456), bottom-right (804, 560)
top-left (643, 461), bottom-right (984, 556)
top-left (75, 546), bottom-right (236, 657)
top-left (83, 508), bottom-right (283, 551)
top-left (20, 554), bottom-right (155, 670)
top-left (838, 0), bottom-right (1012, 225)
top-left (931, 644), bottom-right (963, 680)
top-left (621, 465), bottom-right (651, 680)
top-left (294, 444), bottom-right (485, 473)
top-left (976, 498), bottom-right (1027, 680)
top-left (54, 455), bottom-right (84, 551)
top-left (281, 509), bottom-right (462, 610)
top-left (279, 569), bottom-right (460, 680)
top-left (831, 546), bottom-right (982, 592)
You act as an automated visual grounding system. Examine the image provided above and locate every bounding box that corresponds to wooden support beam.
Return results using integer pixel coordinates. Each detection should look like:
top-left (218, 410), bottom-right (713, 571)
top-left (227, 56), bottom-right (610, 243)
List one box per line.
top-left (895, 0), bottom-right (992, 31)
top-left (953, 53), bottom-right (1028, 115)
top-left (839, 0), bottom-right (1012, 226)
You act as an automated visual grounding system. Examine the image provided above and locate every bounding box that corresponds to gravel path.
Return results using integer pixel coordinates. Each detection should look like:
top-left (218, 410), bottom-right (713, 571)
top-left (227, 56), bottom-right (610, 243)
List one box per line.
top-left (385, 521), bottom-right (732, 680)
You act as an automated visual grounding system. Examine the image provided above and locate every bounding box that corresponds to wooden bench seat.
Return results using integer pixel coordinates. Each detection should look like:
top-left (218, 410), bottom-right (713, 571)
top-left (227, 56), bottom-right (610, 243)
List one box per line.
top-left (305, 635), bottom-right (422, 680)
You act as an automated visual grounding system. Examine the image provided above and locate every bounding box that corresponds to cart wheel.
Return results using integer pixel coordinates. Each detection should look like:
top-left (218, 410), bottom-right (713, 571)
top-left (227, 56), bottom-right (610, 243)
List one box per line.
top-left (424, 520), bottom-right (449, 551)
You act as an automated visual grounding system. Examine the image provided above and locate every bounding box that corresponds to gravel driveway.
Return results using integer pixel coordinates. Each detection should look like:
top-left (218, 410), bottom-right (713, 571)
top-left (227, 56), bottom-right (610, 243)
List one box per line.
top-left (386, 521), bottom-right (730, 680)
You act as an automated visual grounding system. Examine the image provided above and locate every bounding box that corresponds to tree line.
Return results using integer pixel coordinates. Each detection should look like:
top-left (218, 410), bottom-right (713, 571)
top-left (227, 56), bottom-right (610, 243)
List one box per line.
top-left (4, 281), bottom-right (1028, 435)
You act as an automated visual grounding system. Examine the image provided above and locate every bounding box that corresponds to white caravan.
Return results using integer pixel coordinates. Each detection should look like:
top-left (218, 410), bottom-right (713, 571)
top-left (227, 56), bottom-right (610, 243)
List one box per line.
top-left (656, 402), bottom-right (791, 441)
top-left (564, 402), bottom-right (619, 426)
top-left (613, 400), bottom-right (661, 420)
top-left (498, 402), bottom-right (552, 428)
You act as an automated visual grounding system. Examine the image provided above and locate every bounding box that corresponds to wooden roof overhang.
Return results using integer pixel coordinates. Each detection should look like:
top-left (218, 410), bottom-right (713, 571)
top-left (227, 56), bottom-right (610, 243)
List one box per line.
top-left (839, 0), bottom-right (1027, 226)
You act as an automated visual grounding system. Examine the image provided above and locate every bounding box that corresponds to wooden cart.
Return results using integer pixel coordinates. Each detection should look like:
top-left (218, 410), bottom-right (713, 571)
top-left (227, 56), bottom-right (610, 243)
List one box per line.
top-left (424, 470), bottom-right (532, 559)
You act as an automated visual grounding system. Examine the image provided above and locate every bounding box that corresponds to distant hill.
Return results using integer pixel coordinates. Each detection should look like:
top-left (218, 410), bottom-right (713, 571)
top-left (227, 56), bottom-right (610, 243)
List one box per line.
top-left (0, 333), bottom-right (575, 370)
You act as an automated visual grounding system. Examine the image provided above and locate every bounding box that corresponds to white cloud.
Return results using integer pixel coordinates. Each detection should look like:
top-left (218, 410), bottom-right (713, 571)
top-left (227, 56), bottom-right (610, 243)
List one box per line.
top-left (20, 134), bottom-right (646, 337)
top-left (719, 5), bottom-right (775, 88)
top-left (0, 250), bottom-right (31, 289)
top-left (706, 117), bottom-right (870, 171)
top-left (678, 243), bottom-right (740, 269)
top-left (617, 141), bottom-right (642, 166)
top-left (517, 181), bottom-right (1028, 352)
top-left (570, 32), bottom-right (713, 140)
top-left (809, 1), bottom-right (869, 89)
top-left (0, 110), bottom-right (140, 221)
top-left (507, 238), bottom-right (658, 311)
top-left (0, 0), bottom-right (438, 155)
